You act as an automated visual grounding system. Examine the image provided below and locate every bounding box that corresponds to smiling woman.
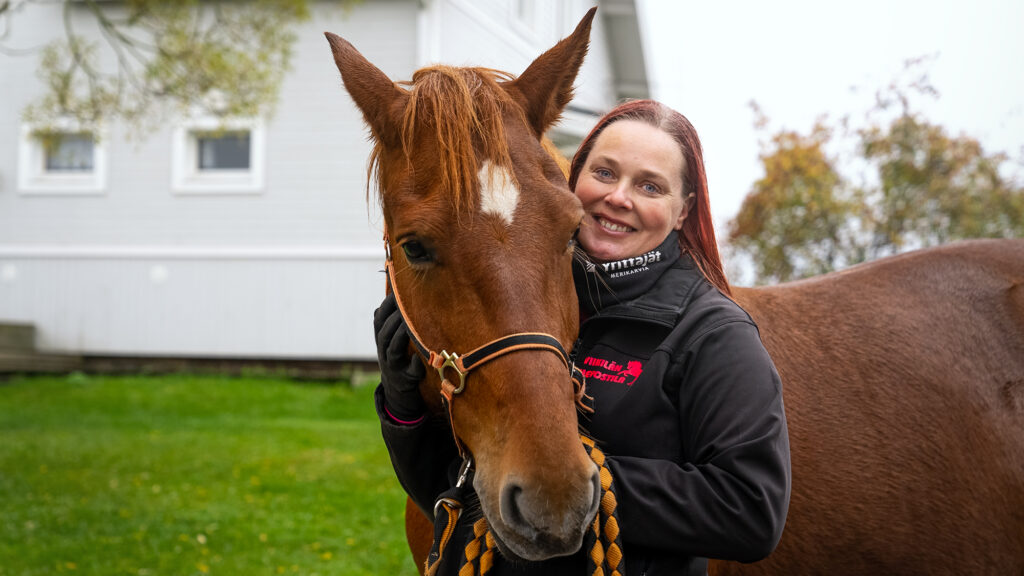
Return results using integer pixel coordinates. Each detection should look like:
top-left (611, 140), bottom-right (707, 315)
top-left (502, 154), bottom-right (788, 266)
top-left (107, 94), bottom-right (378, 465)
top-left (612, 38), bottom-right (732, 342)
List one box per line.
top-left (573, 120), bottom-right (691, 263)
top-left (558, 99), bottom-right (791, 575)
top-left (569, 99), bottom-right (730, 296)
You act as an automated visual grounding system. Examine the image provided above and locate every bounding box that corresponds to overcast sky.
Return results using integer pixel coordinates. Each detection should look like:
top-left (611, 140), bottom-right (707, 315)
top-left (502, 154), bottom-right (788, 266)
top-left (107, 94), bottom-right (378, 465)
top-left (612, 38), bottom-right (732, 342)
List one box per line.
top-left (637, 0), bottom-right (1024, 230)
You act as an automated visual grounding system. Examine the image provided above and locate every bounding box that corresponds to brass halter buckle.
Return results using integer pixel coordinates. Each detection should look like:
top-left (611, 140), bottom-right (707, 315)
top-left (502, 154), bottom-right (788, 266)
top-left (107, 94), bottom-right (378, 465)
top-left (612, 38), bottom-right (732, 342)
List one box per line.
top-left (437, 350), bottom-right (468, 394)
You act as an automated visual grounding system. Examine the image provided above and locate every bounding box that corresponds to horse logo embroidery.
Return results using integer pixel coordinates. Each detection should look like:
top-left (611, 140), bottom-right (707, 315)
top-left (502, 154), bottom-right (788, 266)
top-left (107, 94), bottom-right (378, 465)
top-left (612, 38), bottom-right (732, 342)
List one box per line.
top-left (618, 361), bottom-right (643, 386)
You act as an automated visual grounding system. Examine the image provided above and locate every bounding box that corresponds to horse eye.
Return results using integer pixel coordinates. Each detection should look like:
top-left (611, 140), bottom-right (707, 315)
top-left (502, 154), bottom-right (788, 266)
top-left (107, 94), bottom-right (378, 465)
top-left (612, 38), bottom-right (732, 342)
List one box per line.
top-left (402, 240), bottom-right (431, 263)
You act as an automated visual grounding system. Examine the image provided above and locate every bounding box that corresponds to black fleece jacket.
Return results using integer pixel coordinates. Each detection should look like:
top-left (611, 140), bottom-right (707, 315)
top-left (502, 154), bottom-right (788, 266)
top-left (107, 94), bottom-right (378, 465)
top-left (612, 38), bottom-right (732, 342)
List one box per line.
top-left (376, 232), bottom-right (791, 576)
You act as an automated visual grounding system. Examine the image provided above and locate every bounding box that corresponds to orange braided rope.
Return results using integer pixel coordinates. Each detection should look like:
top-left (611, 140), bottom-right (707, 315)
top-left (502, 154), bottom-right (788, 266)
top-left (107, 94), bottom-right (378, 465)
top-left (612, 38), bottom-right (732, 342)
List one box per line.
top-left (459, 518), bottom-right (497, 576)
top-left (581, 436), bottom-right (624, 576)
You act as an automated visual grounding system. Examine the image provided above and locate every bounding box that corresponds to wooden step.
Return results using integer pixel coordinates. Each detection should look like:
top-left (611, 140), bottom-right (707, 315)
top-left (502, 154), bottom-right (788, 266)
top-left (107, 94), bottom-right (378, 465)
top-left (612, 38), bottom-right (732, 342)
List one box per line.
top-left (0, 350), bottom-right (82, 373)
top-left (0, 323), bottom-right (36, 352)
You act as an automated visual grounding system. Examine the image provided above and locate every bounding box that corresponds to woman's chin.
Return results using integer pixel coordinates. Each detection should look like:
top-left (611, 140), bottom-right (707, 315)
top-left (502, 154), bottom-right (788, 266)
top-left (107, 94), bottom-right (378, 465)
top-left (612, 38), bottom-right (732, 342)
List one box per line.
top-left (580, 242), bottom-right (630, 264)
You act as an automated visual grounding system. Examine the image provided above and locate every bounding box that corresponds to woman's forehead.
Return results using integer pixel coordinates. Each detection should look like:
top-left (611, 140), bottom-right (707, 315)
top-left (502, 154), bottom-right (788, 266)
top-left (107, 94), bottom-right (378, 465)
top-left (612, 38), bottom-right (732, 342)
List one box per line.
top-left (589, 121), bottom-right (685, 182)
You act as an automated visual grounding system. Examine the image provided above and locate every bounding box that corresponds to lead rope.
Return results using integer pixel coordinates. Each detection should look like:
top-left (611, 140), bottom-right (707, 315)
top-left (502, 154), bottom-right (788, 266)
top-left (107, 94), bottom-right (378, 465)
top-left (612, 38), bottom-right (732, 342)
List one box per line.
top-left (580, 436), bottom-right (624, 576)
top-left (424, 435), bottom-right (623, 576)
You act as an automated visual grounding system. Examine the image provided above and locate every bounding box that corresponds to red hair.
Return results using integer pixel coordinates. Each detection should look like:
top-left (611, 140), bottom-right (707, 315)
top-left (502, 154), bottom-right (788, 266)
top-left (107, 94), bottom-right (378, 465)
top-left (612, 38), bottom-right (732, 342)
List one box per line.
top-left (569, 100), bottom-right (731, 296)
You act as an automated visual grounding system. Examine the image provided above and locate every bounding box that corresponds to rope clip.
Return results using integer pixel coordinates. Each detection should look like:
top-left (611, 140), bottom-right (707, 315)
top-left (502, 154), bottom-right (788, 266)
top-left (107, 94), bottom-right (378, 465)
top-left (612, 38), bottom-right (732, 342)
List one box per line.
top-left (455, 457), bottom-right (474, 488)
top-left (433, 496), bottom-right (462, 519)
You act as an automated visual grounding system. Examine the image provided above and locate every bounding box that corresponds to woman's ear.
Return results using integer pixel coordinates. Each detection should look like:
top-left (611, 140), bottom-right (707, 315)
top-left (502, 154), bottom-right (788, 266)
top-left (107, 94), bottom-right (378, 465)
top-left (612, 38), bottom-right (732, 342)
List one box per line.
top-left (674, 193), bottom-right (696, 230)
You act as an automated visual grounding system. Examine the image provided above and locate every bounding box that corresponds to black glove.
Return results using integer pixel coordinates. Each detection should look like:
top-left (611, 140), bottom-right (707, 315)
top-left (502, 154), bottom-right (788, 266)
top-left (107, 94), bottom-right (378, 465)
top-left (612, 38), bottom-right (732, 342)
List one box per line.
top-left (374, 293), bottom-right (427, 422)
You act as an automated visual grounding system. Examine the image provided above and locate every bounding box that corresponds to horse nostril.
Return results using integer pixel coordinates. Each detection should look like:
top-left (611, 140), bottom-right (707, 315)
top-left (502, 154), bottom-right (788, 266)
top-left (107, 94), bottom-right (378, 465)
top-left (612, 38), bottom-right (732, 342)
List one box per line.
top-left (588, 467), bottom-right (601, 520)
top-left (500, 483), bottom-right (529, 533)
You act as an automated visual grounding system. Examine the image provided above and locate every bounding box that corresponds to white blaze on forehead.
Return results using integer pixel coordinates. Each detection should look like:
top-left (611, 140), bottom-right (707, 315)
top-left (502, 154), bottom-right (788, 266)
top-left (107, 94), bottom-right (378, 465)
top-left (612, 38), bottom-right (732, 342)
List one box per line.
top-left (478, 160), bottom-right (519, 226)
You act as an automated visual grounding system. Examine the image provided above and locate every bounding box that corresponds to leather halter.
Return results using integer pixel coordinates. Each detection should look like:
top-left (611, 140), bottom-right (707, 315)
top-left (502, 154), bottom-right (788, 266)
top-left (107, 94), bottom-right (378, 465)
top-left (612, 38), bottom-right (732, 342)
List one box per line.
top-left (384, 253), bottom-right (587, 457)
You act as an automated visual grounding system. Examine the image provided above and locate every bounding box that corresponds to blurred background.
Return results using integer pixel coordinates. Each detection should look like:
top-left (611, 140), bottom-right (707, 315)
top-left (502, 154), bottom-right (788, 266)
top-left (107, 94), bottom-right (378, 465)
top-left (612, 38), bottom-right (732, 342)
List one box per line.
top-left (642, 0), bottom-right (1024, 284)
top-left (1, 0), bottom-right (1022, 366)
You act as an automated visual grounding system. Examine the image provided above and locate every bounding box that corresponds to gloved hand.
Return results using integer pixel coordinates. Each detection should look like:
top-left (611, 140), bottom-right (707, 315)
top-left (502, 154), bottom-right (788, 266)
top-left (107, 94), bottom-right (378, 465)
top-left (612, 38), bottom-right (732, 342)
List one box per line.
top-left (374, 293), bottom-right (427, 422)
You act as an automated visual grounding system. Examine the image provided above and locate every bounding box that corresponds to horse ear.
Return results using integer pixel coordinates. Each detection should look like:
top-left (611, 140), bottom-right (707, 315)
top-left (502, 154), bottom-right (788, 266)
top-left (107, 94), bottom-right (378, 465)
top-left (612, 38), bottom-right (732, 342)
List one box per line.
top-left (509, 7), bottom-right (596, 137)
top-left (325, 32), bottom-right (408, 148)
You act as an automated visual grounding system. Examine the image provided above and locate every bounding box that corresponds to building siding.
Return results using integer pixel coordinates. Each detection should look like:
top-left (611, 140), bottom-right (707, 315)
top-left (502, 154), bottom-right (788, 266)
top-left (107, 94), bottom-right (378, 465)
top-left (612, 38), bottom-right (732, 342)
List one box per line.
top-left (0, 0), bottom-right (637, 360)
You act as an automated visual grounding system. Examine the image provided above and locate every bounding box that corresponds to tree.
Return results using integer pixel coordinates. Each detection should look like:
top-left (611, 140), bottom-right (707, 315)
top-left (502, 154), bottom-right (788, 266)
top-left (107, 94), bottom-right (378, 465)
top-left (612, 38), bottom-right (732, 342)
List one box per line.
top-left (0, 0), bottom-right (354, 134)
top-left (728, 106), bottom-right (863, 283)
top-left (728, 63), bottom-right (1024, 284)
top-left (859, 107), bottom-right (1024, 257)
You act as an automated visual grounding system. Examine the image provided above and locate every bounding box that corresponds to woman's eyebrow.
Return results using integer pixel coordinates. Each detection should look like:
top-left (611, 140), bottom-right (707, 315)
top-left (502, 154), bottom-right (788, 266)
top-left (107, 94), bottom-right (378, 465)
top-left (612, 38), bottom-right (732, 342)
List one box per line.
top-left (590, 154), bottom-right (672, 185)
top-left (589, 154), bottom-right (619, 168)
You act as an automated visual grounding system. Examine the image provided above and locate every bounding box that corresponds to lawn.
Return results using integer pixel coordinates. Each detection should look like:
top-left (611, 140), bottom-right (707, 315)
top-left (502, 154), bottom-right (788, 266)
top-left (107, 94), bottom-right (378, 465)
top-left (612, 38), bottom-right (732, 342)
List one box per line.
top-left (0, 372), bottom-right (418, 576)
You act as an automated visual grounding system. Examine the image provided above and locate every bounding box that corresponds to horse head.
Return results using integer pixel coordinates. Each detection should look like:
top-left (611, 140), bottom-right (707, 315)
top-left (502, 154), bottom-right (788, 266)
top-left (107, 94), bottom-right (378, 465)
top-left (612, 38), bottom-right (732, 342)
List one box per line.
top-left (326, 9), bottom-right (598, 562)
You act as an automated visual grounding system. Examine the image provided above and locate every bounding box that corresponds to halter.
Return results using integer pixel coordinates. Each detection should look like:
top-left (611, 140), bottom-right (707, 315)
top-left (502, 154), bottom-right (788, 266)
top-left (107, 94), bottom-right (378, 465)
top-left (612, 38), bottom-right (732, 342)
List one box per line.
top-left (384, 241), bottom-right (619, 576)
top-left (384, 245), bottom-right (587, 458)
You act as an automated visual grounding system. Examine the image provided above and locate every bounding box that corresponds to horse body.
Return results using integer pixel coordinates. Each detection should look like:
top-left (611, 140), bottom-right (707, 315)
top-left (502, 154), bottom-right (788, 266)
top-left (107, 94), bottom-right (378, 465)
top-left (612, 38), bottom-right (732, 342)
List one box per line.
top-left (717, 239), bottom-right (1024, 574)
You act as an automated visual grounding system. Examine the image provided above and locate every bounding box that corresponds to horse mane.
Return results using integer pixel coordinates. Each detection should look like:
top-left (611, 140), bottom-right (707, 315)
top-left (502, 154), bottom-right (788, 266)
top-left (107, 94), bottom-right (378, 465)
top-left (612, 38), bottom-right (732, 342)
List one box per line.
top-left (367, 65), bottom-right (520, 214)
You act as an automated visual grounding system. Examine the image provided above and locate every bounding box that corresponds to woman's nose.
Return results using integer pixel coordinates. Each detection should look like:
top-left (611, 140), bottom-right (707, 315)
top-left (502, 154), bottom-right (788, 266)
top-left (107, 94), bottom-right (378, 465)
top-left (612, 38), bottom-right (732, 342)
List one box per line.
top-left (604, 183), bottom-right (632, 209)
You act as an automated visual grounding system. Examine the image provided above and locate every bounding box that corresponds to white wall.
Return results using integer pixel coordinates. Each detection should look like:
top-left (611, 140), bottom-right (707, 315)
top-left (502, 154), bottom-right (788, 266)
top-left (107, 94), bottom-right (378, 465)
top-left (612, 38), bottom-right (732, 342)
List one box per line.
top-left (0, 0), bottom-right (419, 359)
top-left (422, 0), bottom-right (615, 117)
top-left (0, 0), bottom-right (630, 360)
top-left (0, 251), bottom-right (384, 358)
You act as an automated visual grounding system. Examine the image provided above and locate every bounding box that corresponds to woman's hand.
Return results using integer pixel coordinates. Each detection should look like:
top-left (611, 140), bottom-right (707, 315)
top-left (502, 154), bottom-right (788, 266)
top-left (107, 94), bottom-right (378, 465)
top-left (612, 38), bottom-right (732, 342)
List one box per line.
top-left (374, 294), bottom-right (428, 422)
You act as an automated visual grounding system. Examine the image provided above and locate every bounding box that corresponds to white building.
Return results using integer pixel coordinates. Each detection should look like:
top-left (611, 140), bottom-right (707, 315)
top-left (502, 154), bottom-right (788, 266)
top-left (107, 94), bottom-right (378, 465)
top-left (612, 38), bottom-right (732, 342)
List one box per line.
top-left (0, 0), bottom-right (648, 363)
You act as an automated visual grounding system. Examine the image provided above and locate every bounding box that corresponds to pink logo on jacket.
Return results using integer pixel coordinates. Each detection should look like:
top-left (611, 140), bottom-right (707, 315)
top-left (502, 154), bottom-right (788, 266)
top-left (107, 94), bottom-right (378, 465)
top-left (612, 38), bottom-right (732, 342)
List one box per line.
top-left (581, 356), bottom-right (644, 386)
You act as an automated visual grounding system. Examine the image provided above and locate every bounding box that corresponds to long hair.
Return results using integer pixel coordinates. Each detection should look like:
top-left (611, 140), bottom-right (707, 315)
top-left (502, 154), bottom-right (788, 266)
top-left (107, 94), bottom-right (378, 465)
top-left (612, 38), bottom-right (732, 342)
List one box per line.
top-left (569, 100), bottom-right (731, 296)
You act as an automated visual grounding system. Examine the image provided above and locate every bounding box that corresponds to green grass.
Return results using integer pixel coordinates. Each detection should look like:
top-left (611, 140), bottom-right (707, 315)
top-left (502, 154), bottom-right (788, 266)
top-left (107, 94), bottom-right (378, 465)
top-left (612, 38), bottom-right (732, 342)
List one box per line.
top-left (0, 372), bottom-right (418, 576)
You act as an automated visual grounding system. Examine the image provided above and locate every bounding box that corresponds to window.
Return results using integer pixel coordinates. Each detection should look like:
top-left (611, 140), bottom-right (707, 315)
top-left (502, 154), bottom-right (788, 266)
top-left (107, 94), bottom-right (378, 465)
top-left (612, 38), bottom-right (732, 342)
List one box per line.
top-left (45, 133), bottom-right (95, 172)
top-left (197, 131), bottom-right (251, 170)
top-left (18, 123), bottom-right (107, 194)
top-left (172, 118), bottom-right (264, 194)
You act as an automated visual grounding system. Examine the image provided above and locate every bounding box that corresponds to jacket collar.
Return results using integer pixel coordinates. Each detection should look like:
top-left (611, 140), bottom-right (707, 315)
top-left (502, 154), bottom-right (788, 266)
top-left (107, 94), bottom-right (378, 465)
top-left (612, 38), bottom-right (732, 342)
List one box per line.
top-left (574, 232), bottom-right (704, 325)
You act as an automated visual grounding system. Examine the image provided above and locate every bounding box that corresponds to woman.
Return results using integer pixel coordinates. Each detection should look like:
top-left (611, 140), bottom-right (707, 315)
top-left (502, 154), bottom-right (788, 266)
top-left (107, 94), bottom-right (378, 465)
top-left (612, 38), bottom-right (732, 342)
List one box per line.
top-left (374, 100), bottom-right (791, 575)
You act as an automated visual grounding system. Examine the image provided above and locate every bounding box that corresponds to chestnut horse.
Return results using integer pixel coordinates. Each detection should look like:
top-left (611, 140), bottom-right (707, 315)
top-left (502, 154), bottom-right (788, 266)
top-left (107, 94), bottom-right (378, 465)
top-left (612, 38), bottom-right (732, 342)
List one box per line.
top-left (327, 9), bottom-right (599, 565)
top-left (326, 10), bottom-right (1024, 575)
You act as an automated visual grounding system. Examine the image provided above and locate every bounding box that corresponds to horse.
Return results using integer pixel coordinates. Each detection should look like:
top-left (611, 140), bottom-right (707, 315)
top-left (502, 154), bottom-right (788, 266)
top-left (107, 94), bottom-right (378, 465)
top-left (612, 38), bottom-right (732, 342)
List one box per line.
top-left (326, 9), bottom-right (1024, 574)
top-left (326, 8), bottom-right (601, 567)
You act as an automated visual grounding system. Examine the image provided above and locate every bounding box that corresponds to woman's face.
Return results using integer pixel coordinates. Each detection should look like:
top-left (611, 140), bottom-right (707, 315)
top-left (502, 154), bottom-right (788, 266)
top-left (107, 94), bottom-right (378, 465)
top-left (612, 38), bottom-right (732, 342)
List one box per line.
top-left (574, 120), bottom-right (692, 263)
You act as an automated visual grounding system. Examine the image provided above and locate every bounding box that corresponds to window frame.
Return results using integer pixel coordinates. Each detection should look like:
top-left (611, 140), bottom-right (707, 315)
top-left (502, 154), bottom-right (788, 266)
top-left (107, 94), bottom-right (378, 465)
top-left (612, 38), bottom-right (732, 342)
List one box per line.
top-left (171, 117), bottom-right (265, 195)
top-left (17, 121), bottom-right (108, 195)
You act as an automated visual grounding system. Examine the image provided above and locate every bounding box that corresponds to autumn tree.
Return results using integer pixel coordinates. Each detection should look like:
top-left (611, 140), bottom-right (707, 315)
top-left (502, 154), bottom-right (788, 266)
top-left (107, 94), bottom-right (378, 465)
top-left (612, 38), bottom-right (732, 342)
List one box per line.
top-left (859, 105), bottom-right (1024, 257)
top-left (728, 107), bottom-right (863, 283)
top-left (0, 0), bottom-right (354, 133)
top-left (728, 65), bottom-right (1024, 284)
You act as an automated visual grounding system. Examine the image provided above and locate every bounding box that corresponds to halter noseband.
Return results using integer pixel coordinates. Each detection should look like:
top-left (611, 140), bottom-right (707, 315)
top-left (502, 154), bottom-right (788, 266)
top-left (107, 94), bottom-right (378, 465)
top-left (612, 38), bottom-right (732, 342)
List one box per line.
top-left (384, 254), bottom-right (587, 458)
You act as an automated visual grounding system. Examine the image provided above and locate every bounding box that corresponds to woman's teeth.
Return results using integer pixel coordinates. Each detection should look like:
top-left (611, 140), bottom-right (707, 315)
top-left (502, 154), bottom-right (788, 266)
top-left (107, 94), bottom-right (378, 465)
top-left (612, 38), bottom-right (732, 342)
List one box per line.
top-left (597, 216), bottom-right (632, 233)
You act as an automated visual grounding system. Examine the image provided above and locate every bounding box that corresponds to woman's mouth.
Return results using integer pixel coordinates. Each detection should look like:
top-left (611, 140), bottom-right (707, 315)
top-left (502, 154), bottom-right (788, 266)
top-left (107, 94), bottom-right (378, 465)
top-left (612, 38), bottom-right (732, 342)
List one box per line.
top-left (595, 215), bottom-right (634, 233)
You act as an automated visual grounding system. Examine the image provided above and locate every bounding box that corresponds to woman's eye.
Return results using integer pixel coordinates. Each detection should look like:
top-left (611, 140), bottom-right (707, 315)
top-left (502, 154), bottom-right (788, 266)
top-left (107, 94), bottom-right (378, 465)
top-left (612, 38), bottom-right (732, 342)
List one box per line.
top-left (401, 241), bottom-right (431, 263)
top-left (641, 182), bottom-right (660, 195)
top-left (595, 168), bottom-right (612, 180)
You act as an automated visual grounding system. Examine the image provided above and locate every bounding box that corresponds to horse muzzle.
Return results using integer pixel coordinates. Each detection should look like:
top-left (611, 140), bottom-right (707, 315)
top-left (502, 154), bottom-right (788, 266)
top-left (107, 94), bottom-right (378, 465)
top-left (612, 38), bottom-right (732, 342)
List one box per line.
top-left (480, 462), bottom-right (602, 562)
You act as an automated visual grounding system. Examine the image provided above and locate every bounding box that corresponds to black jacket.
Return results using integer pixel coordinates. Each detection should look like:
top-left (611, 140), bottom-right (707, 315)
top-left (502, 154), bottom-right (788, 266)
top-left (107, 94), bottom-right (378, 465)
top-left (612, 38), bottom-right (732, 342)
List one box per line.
top-left (377, 233), bottom-right (791, 575)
